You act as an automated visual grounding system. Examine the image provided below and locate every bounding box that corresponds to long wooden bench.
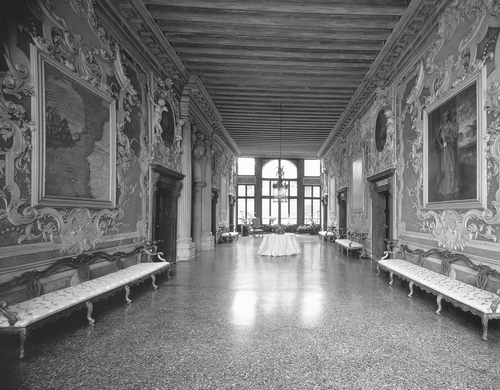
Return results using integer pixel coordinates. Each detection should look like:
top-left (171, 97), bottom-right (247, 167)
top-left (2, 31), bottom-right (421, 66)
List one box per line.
top-left (218, 226), bottom-right (240, 243)
top-left (335, 229), bottom-right (368, 257)
top-left (318, 226), bottom-right (337, 243)
top-left (0, 242), bottom-right (170, 358)
top-left (377, 244), bottom-right (500, 341)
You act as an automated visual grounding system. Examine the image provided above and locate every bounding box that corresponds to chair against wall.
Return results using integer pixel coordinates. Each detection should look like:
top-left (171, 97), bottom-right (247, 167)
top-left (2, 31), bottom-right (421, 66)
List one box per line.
top-left (250, 218), bottom-right (264, 237)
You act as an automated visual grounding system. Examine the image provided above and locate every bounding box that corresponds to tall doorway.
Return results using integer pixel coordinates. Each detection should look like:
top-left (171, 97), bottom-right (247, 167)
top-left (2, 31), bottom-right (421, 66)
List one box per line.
top-left (211, 189), bottom-right (219, 245)
top-left (151, 164), bottom-right (184, 263)
top-left (367, 169), bottom-right (395, 260)
top-left (153, 187), bottom-right (176, 262)
top-left (336, 188), bottom-right (348, 232)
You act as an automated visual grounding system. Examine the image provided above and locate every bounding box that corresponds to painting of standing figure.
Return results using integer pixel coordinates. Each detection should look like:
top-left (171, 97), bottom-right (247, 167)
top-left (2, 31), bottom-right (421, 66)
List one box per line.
top-left (424, 77), bottom-right (483, 209)
top-left (435, 108), bottom-right (460, 201)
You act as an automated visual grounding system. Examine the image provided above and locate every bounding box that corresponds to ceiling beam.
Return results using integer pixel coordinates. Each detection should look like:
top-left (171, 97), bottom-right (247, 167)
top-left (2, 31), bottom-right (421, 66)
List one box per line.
top-left (180, 55), bottom-right (373, 68)
top-left (186, 64), bottom-right (369, 77)
top-left (149, 7), bottom-right (400, 30)
top-left (144, 1), bottom-right (408, 16)
top-left (189, 70), bottom-right (364, 82)
top-left (174, 46), bottom-right (379, 61)
top-left (160, 23), bottom-right (394, 41)
top-left (167, 34), bottom-right (384, 51)
top-left (206, 85), bottom-right (358, 94)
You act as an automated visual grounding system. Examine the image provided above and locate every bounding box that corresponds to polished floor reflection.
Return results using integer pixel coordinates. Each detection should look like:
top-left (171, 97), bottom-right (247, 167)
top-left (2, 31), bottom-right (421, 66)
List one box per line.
top-left (2, 235), bottom-right (500, 389)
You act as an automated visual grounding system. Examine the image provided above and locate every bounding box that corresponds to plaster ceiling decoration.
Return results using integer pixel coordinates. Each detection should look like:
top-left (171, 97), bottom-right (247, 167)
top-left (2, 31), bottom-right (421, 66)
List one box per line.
top-left (105, 0), bottom-right (444, 159)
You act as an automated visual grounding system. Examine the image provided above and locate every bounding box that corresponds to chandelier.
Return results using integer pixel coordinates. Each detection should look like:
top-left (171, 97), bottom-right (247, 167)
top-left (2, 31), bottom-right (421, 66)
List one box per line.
top-left (273, 104), bottom-right (288, 203)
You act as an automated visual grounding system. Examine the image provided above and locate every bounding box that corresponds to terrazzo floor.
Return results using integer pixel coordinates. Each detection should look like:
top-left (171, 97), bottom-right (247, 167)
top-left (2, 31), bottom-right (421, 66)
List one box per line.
top-left (1, 235), bottom-right (500, 389)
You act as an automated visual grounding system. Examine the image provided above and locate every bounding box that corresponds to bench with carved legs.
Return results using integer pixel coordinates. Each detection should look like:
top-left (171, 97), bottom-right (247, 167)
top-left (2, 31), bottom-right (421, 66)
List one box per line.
top-left (377, 244), bottom-right (500, 341)
top-left (0, 243), bottom-right (170, 358)
top-left (335, 230), bottom-right (368, 257)
top-left (318, 226), bottom-right (337, 243)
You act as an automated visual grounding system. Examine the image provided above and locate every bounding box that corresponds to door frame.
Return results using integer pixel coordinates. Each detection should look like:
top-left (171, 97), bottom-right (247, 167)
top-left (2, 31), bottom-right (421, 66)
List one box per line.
top-left (150, 163), bottom-right (184, 262)
top-left (367, 168), bottom-right (395, 260)
top-left (336, 187), bottom-right (348, 232)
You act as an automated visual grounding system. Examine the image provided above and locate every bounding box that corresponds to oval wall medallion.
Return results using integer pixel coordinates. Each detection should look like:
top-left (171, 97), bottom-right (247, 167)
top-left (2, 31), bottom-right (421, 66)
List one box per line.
top-left (375, 109), bottom-right (387, 152)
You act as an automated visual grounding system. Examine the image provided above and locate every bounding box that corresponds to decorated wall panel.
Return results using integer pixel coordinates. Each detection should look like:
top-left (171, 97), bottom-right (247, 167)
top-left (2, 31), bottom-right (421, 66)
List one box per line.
top-left (397, 1), bottom-right (500, 254)
top-left (0, 0), bottom-right (152, 260)
top-left (324, 84), bottom-right (397, 233)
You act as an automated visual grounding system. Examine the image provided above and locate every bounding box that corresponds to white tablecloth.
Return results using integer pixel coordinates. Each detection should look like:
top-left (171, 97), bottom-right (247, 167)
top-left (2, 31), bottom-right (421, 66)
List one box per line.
top-left (258, 233), bottom-right (301, 256)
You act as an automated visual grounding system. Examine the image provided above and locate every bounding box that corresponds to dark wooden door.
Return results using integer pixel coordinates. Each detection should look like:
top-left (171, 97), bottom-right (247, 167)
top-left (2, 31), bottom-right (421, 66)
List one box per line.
top-left (212, 190), bottom-right (219, 245)
top-left (371, 189), bottom-right (392, 260)
top-left (337, 190), bottom-right (347, 231)
top-left (153, 187), bottom-right (176, 262)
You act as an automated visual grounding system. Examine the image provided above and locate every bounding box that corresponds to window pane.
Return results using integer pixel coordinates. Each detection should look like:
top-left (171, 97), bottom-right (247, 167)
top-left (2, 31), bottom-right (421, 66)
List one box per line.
top-left (247, 185), bottom-right (255, 197)
top-left (262, 180), bottom-right (270, 196)
top-left (289, 181), bottom-right (297, 196)
top-left (281, 160), bottom-right (297, 179)
top-left (238, 185), bottom-right (246, 196)
top-left (262, 159), bottom-right (297, 179)
top-left (313, 199), bottom-right (321, 223)
top-left (312, 186), bottom-right (320, 198)
top-left (270, 202), bottom-right (279, 224)
top-left (288, 199), bottom-right (297, 224)
top-left (247, 199), bottom-right (255, 217)
top-left (304, 186), bottom-right (312, 197)
top-left (304, 199), bottom-right (312, 218)
top-left (304, 159), bottom-right (320, 176)
top-left (262, 160), bottom-right (278, 178)
top-left (238, 158), bottom-right (255, 175)
top-left (279, 205), bottom-right (288, 223)
top-left (237, 199), bottom-right (246, 223)
top-left (262, 199), bottom-right (270, 224)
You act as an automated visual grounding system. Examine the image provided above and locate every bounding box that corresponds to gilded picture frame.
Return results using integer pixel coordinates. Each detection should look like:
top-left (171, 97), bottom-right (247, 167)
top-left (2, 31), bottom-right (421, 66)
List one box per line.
top-left (31, 46), bottom-right (117, 209)
top-left (423, 67), bottom-right (486, 210)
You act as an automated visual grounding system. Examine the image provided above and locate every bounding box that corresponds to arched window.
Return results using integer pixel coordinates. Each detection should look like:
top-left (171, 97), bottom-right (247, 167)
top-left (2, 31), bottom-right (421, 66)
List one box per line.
top-left (261, 159), bottom-right (297, 225)
top-left (262, 159), bottom-right (297, 179)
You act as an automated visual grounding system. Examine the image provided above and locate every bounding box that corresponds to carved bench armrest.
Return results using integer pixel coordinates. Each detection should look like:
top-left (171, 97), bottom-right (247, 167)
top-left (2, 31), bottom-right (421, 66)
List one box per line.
top-left (142, 248), bottom-right (167, 262)
top-left (0, 300), bottom-right (18, 325)
top-left (491, 289), bottom-right (500, 312)
top-left (381, 251), bottom-right (396, 260)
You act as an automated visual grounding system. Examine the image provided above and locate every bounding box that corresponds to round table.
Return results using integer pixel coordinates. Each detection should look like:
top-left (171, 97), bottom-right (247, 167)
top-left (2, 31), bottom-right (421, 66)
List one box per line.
top-left (258, 233), bottom-right (301, 256)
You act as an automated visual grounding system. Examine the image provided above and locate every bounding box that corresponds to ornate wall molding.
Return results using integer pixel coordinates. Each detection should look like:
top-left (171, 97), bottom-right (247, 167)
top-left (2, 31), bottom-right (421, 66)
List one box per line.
top-left (319, 0), bottom-right (441, 157)
top-left (1, 0), bottom-right (143, 254)
top-left (192, 127), bottom-right (209, 183)
top-left (148, 75), bottom-right (184, 173)
top-left (365, 86), bottom-right (397, 177)
top-left (401, 0), bottom-right (500, 251)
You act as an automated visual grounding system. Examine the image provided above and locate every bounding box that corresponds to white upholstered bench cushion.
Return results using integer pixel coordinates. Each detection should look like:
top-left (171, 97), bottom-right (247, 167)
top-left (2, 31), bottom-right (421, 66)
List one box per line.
top-left (378, 259), bottom-right (498, 314)
top-left (335, 239), bottom-right (363, 249)
top-left (0, 262), bottom-right (169, 328)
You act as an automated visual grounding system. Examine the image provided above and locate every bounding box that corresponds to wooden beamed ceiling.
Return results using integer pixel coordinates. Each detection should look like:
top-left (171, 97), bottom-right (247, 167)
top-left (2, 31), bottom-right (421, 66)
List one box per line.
top-left (141, 0), bottom-right (412, 159)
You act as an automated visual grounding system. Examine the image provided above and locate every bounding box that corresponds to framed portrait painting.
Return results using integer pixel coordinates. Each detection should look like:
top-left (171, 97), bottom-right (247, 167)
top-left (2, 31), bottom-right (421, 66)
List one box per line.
top-left (31, 46), bottom-right (117, 209)
top-left (423, 68), bottom-right (486, 210)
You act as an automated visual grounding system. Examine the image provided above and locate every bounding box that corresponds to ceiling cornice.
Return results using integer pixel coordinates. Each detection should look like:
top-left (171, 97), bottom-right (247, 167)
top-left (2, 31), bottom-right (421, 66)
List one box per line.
top-left (99, 0), bottom-right (189, 83)
top-left (318, 0), bottom-right (445, 158)
top-left (99, 0), bottom-right (239, 156)
top-left (184, 76), bottom-right (241, 156)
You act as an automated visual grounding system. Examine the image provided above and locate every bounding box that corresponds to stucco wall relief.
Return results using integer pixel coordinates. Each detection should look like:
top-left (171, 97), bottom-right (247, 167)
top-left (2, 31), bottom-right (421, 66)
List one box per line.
top-left (0, 1), bottom-right (143, 254)
top-left (149, 76), bottom-right (184, 173)
top-left (401, 0), bottom-right (500, 251)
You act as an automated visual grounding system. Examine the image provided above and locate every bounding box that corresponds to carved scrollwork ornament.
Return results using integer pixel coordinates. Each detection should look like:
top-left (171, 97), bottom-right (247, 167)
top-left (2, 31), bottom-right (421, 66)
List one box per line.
top-left (149, 76), bottom-right (182, 172)
top-left (404, 1), bottom-right (500, 250)
top-left (0, 31), bottom-right (38, 228)
top-left (0, 0), bottom-right (146, 253)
